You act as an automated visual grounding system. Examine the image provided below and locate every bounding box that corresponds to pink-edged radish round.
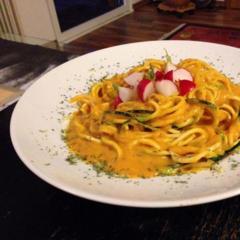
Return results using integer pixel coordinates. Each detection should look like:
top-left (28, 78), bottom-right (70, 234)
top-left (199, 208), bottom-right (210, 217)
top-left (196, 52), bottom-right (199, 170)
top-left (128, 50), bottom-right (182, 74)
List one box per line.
top-left (137, 79), bottom-right (155, 101)
top-left (124, 72), bottom-right (144, 87)
top-left (156, 80), bottom-right (178, 96)
top-left (178, 80), bottom-right (196, 96)
top-left (165, 62), bottom-right (177, 73)
top-left (173, 68), bottom-right (193, 82)
top-left (113, 95), bottom-right (122, 108)
top-left (118, 87), bottom-right (134, 102)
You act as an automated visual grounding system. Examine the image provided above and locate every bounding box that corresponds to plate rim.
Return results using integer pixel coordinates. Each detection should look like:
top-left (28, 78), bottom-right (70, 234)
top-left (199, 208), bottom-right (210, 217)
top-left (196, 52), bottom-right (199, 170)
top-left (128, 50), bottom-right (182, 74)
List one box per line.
top-left (10, 40), bottom-right (240, 207)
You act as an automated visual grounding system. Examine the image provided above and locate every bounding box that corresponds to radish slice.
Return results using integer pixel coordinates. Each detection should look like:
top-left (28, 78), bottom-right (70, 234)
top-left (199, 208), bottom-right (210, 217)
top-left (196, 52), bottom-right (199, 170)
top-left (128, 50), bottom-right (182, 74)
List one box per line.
top-left (137, 79), bottom-right (155, 101)
top-left (156, 80), bottom-right (178, 96)
top-left (155, 71), bottom-right (164, 81)
top-left (132, 86), bottom-right (139, 100)
top-left (178, 80), bottom-right (196, 96)
top-left (118, 87), bottom-right (134, 102)
top-left (113, 95), bottom-right (122, 108)
top-left (164, 70), bottom-right (173, 81)
top-left (173, 68), bottom-right (193, 82)
top-left (165, 62), bottom-right (177, 73)
top-left (124, 72), bottom-right (144, 87)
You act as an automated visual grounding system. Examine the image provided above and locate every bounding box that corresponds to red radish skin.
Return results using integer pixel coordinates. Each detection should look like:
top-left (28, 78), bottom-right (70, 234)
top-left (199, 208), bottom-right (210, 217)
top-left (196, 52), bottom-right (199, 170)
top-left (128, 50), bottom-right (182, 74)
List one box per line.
top-left (173, 68), bottom-right (193, 82)
top-left (156, 80), bottom-right (178, 96)
top-left (164, 70), bottom-right (173, 81)
top-left (113, 95), bottom-right (122, 108)
top-left (118, 87), bottom-right (134, 102)
top-left (178, 80), bottom-right (196, 96)
top-left (155, 71), bottom-right (164, 81)
top-left (124, 72), bottom-right (144, 87)
top-left (137, 79), bottom-right (155, 101)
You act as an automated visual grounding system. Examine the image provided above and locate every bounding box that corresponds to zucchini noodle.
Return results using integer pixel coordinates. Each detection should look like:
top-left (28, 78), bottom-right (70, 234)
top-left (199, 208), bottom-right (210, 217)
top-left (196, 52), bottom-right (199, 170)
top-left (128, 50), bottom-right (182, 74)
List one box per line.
top-left (65, 58), bottom-right (240, 178)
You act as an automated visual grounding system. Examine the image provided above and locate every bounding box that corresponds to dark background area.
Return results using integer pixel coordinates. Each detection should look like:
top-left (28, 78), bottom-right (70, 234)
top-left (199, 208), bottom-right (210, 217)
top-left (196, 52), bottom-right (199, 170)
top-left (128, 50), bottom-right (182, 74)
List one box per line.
top-left (54, 0), bottom-right (124, 32)
top-left (0, 39), bottom-right (75, 89)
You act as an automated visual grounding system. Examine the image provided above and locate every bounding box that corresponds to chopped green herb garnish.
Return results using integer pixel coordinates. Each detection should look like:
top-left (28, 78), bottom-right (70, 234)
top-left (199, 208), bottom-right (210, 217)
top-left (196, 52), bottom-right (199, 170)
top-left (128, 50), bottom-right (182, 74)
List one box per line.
top-left (164, 48), bottom-right (172, 63)
top-left (39, 129), bottom-right (47, 133)
top-left (66, 155), bottom-right (78, 165)
top-left (231, 162), bottom-right (239, 170)
top-left (174, 180), bottom-right (188, 184)
top-left (145, 64), bottom-right (155, 80)
top-left (61, 129), bottom-right (67, 141)
top-left (92, 161), bottom-right (107, 174)
top-left (157, 166), bottom-right (179, 176)
top-left (211, 163), bottom-right (222, 172)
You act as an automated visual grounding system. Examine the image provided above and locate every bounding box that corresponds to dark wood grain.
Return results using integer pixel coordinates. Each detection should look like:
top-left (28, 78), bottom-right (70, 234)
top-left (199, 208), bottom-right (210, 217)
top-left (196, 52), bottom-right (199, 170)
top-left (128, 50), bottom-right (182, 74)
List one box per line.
top-left (66, 2), bottom-right (240, 55)
top-left (227, 0), bottom-right (240, 9)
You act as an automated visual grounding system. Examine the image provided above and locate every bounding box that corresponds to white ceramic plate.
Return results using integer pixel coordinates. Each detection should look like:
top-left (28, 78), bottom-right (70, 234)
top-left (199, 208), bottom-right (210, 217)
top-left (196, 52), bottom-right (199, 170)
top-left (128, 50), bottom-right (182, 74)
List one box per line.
top-left (10, 41), bottom-right (240, 207)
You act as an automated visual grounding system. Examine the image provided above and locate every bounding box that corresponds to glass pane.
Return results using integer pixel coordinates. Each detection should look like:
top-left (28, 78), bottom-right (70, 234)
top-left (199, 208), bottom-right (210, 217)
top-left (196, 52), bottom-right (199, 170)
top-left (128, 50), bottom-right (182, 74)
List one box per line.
top-left (53, 0), bottom-right (124, 32)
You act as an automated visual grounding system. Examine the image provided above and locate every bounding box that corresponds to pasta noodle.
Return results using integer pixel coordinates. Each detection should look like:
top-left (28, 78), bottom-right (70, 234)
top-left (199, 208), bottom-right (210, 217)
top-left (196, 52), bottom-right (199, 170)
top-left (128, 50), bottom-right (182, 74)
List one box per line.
top-left (65, 58), bottom-right (240, 178)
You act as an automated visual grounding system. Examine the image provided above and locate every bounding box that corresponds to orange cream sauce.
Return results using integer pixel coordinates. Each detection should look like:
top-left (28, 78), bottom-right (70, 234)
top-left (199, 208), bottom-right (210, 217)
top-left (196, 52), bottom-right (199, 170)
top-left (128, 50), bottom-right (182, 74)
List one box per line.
top-left (66, 115), bottom-right (174, 178)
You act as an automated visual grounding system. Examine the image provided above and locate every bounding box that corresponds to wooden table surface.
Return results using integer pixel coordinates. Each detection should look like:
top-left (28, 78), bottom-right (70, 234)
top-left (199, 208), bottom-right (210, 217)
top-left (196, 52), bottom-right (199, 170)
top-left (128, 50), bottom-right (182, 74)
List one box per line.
top-left (1, 101), bottom-right (240, 240)
top-left (67, 2), bottom-right (240, 56)
top-left (1, 29), bottom-right (240, 239)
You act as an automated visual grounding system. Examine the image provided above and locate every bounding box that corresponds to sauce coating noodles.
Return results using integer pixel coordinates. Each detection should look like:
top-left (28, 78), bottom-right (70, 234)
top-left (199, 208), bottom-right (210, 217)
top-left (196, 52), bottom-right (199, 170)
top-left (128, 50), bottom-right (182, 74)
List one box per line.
top-left (65, 58), bottom-right (240, 178)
